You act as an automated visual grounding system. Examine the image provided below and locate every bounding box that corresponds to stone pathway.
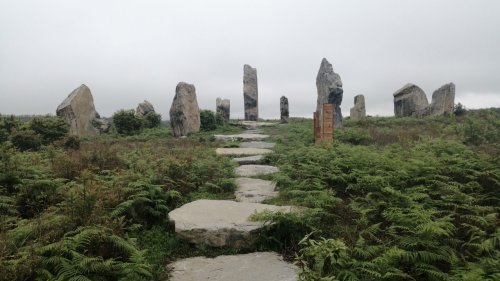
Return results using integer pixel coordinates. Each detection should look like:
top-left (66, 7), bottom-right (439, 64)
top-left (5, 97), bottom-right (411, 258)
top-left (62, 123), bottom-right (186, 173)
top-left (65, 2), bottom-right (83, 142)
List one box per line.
top-left (239, 141), bottom-right (275, 149)
top-left (167, 121), bottom-right (297, 280)
top-left (215, 147), bottom-right (272, 156)
top-left (232, 155), bottom-right (264, 165)
top-left (168, 252), bottom-right (298, 281)
top-left (235, 177), bottom-right (278, 203)
top-left (235, 164), bottom-right (280, 177)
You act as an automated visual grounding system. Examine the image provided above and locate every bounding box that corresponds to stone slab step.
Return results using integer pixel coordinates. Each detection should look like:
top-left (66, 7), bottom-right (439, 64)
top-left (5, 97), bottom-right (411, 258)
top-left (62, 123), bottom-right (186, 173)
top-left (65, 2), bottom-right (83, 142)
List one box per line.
top-left (240, 121), bottom-right (278, 129)
top-left (214, 133), bottom-right (269, 141)
top-left (168, 200), bottom-right (293, 248)
top-left (235, 177), bottom-right (278, 203)
top-left (216, 147), bottom-right (273, 156)
top-left (239, 141), bottom-right (275, 149)
top-left (168, 252), bottom-right (298, 281)
top-left (235, 165), bottom-right (280, 177)
top-left (232, 155), bottom-right (264, 165)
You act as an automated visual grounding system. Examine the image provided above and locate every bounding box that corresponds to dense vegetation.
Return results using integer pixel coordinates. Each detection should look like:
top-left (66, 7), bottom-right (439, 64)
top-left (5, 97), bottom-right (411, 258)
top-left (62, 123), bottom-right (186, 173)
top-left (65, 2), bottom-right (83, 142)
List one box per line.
top-left (0, 108), bottom-right (498, 281)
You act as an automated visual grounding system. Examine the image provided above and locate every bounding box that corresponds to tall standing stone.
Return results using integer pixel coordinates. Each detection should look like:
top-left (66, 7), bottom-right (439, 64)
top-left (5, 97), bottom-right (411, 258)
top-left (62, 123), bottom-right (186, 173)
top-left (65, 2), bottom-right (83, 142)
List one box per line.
top-left (56, 84), bottom-right (100, 136)
top-left (280, 96), bottom-right (289, 123)
top-left (316, 58), bottom-right (343, 128)
top-left (169, 82), bottom-right (200, 137)
top-left (216, 98), bottom-right (230, 122)
top-left (136, 100), bottom-right (155, 117)
top-left (350, 95), bottom-right (366, 120)
top-left (393, 83), bottom-right (429, 117)
top-left (428, 83), bottom-right (455, 116)
top-left (243, 64), bottom-right (258, 121)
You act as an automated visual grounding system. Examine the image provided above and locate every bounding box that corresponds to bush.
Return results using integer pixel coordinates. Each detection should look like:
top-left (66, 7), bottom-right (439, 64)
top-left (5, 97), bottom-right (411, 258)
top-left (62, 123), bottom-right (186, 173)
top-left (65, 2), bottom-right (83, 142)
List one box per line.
top-left (200, 109), bottom-right (217, 131)
top-left (143, 112), bottom-right (162, 129)
top-left (454, 102), bottom-right (467, 116)
top-left (29, 117), bottom-right (68, 144)
top-left (113, 110), bottom-right (144, 135)
top-left (9, 129), bottom-right (41, 151)
top-left (0, 116), bottom-right (21, 142)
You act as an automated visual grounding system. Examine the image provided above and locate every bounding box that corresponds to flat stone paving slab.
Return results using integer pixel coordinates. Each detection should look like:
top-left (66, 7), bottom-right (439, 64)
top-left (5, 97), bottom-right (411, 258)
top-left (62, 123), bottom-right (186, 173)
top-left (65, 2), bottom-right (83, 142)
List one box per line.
top-left (232, 155), bottom-right (264, 165)
top-left (168, 200), bottom-right (293, 248)
top-left (235, 165), bottom-right (280, 177)
top-left (214, 133), bottom-right (269, 141)
top-left (240, 121), bottom-right (279, 129)
top-left (168, 252), bottom-right (298, 281)
top-left (235, 177), bottom-right (278, 203)
top-left (216, 147), bottom-right (272, 156)
top-left (239, 141), bottom-right (275, 149)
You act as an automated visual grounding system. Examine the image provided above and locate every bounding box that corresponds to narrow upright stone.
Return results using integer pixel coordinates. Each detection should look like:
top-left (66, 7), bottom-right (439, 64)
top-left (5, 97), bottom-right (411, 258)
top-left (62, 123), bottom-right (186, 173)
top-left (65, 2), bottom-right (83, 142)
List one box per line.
top-left (280, 96), bottom-right (289, 123)
top-left (429, 83), bottom-right (455, 116)
top-left (56, 84), bottom-right (100, 136)
top-left (316, 58), bottom-right (343, 128)
top-left (216, 98), bottom-right (230, 122)
top-left (169, 82), bottom-right (200, 137)
top-left (350, 95), bottom-right (366, 120)
top-left (393, 83), bottom-right (429, 117)
top-left (244, 64), bottom-right (258, 121)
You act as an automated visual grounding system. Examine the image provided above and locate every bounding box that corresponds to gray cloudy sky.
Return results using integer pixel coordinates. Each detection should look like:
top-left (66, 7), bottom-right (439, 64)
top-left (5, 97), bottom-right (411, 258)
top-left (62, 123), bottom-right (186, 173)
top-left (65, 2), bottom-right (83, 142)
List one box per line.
top-left (1, 0), bottom-right (499, 119)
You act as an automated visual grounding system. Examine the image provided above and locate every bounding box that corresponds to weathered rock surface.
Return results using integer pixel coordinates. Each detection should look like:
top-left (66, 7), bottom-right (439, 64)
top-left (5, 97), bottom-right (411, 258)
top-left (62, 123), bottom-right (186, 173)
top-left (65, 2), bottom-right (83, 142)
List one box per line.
top-left (216, 98), bottom-right (230, 122)
top-left (232, 155), bottom-right (265, 165)
top-left (428, 83), bottom-right (455, 116)
top-left (235, 178), bottom-right (278, 203)
top-left (239, 141), bottom-right (275, 149)
top-left (393, 83), bottom-right (429, 117)
top-left (56, 84), bottom-right (100, 136)
top-left (215, 147), bottom-right (273, 156)
top-left (243, 64), bottom-right (258, 121)
top-left (135, 100), bottom-right (155, 117)
top-left (168, 200), bottom-right (293, 248)
top-left (168, 252), bottom-right (298, 281)
top-left (169, 82), bottom-right (200, 137)
top-left (235, 165), bottom-right (279, 177)
top-left (214, 133), bottom-right (269, 141)
top-left (316, 58), bottom-right (343, 128)
top-left (350, 95), bottom-right (366, 120)
top-left (280, 96), bottom-right (289, 123)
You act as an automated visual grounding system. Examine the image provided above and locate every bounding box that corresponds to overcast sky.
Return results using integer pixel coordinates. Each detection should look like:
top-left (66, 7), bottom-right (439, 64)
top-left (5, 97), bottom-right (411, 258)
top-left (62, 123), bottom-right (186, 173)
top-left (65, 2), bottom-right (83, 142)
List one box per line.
top-left (1, 0), bottom-right (499, 119)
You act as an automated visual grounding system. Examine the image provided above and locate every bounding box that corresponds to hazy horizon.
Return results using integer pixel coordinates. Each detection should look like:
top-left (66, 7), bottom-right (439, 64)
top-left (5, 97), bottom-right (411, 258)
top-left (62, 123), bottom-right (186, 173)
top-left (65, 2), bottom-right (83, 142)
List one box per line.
top-left (1, 0), bottom-right (499, 119)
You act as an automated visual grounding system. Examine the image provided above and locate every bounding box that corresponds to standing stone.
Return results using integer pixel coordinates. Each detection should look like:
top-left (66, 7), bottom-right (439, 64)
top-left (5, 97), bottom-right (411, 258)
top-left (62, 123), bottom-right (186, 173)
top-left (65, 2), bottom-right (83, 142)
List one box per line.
top-left (244, 64), bottom-right (258, 121)
top-left (429, 83), bottom-right (455, 116)
top-left (316, 58), bottom-right (343, 128)
top-left (56, 84), bottom-right (100, 136)
top-left (280, 96), bottom-right (289, 123)
top-left (169, 82), bottom-right (200, 137)
top-left (350, 95), bottom-right (366, 120)
top-left (135, 100), bottom-right (155, 117)
top-left (393, 83), bottom-right (429, 117)
top-left (216, 98), bottom-right (230, 122)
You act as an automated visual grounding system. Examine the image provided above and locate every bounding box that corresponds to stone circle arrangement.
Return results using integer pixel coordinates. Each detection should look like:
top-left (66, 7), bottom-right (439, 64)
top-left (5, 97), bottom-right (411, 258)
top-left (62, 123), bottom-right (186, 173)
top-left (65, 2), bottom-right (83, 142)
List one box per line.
top-left (167, 121), bottom-right (299, 281)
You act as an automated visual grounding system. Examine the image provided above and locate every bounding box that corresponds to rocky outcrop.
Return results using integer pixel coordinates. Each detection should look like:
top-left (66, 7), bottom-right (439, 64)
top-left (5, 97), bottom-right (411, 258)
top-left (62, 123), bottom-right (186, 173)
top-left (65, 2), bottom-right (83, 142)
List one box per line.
top-left (168, 252), bottom-right (298, 281)
top-left (56, 84), bottom-right (101, 136)
top-left (169, 82), bottom-right (200, 137)
top-left (244, 64), bottom-right (258, 121)
top-left (350, 95), bottom-right (366, 120)
top-left (168, 200), bottom-right (294, 248)
top-left (428, 83), bottom-right (455, 116)
top-left (316, 58), bottom-right (343, 128)
top-left (393, 83), bottom-right (429, 117)
top-left (280, 96), bottom-right (289, 123)
top-left (216, 98), bottom-right (230, 122)
top-left (135, 100), bottom-right (155, 117)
